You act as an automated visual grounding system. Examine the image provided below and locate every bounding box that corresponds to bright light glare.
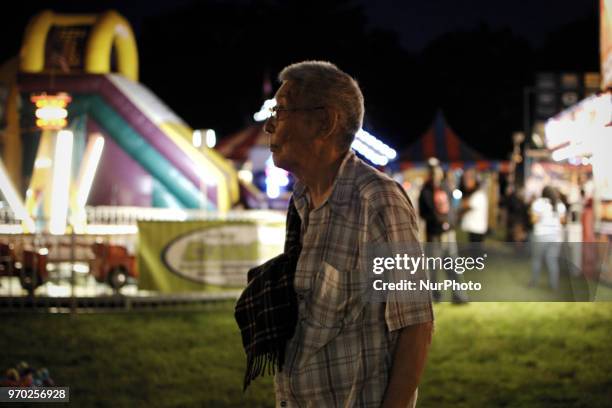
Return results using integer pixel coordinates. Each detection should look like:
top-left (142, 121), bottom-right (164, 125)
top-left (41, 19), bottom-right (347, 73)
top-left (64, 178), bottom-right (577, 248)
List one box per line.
top-left (34, 158), bottom-right (52, 168)
top-left (206, 129), bottom-right (216, 148)
top-left (545, 93), bottom-right (612, 154)
top-left (351, 129), bottom-right (397, 166)
top-left (266, 183), bottom-right (280, 199)
top-left (46, 282), bottom-right (71, 297)
top-left (77, 135), bottom-right (104, 208)
top-left (253, 99), bottom-right (277, 121)
top-left (0, 158), bottom-right (35, 229)
top-left (192, 129), bottom-right (202, 148)
top-left (238, 169), bottom-right (253, 183)
top-left (50, 130), bottom-right (73, 235)
top-left (0, 225), bottom-right (24, 234)
top-left (73, 264), bottom-right (89, 274)
top-left (31, 92), bottom-right (72, 130)
top-left (551, 141), bottom-right (590, 162)
top-left (35, 106), bottom-right (67, 121)
top-left (453, 189), bottom-right (463, 200)
top-left (351, 139), bottom-right (388, 166)
top-left (356, 129), bottom-right (397, 159)
top-left (265, 155), bottom-right (289, 198)
top-left (85, 224), bottom-right (139, 235)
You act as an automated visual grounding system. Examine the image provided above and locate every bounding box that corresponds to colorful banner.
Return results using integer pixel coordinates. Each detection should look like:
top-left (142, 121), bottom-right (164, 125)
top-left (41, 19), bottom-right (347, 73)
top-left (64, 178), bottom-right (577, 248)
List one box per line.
top-left (138, 219), bottom-right (285, 292)
top-left (602, 0), bottom-right (612, 89)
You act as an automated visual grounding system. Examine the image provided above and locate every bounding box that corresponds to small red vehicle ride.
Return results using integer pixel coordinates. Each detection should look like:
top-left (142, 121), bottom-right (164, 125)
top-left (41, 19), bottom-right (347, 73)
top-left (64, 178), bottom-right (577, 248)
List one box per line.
top-left (0, 242), bottom-right (48, 293)
top-left (89, 242), bottom-right (138, 290)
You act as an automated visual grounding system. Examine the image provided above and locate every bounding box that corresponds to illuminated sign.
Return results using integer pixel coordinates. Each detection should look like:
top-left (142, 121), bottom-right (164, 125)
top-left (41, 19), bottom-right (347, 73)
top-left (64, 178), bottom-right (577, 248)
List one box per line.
top-left (31, 92), bottom-right (72, 130)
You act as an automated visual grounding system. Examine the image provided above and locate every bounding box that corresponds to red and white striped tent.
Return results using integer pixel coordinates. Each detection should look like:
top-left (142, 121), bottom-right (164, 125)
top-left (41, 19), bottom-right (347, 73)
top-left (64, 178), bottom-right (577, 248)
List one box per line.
top-left (400, 110), bottom-right (509, 172)
top-left (216, 124), bottom-right (267, 162)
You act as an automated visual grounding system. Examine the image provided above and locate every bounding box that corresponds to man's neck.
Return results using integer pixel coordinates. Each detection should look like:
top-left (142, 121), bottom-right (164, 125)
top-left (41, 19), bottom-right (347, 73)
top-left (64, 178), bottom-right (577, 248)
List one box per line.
top-left (296, 152), bottom-right (347, 210)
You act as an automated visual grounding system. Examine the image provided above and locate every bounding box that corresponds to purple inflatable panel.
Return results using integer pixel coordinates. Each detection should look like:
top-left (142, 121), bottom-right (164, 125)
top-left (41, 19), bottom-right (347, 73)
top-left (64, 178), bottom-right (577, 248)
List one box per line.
top-left (87, 121), bottom-right (152, 207)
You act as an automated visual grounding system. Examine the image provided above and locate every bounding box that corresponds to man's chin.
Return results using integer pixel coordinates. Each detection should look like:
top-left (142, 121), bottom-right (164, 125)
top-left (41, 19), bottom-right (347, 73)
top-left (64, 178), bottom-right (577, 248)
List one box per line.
top-left (271, 152), bottom-right (290, 172)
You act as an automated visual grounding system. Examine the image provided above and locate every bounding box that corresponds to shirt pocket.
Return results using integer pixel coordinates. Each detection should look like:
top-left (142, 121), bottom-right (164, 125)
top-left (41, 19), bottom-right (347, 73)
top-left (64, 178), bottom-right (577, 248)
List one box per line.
top-left (308, 260), bottom-right (366, 329)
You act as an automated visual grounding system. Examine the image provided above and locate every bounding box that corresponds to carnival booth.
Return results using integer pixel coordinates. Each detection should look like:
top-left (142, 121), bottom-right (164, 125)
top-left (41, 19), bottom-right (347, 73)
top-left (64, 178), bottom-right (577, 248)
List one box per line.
top-left (398, 110), bottom-right (509, 235)
top-left (544, 92), bottom-right (611, 282)
top-left (539, 0), bottom-right (612, 285)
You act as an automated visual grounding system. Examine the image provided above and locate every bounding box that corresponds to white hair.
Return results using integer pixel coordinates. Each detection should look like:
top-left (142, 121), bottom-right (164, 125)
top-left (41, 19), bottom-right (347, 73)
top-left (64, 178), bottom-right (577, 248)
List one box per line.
top-left (279, 61), bottom-right (364, 150)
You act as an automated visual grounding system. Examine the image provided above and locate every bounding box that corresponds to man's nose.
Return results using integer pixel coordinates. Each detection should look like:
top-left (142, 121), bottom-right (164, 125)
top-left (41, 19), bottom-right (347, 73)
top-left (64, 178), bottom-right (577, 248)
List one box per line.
top-left (263, 117), bottom-right (275, 134)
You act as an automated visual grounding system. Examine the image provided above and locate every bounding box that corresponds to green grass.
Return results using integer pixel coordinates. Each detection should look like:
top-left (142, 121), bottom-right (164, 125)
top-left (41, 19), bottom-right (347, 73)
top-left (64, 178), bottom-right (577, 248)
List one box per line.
top-left (0, 302), bottom-right (272, 408)
top-left (424, 303), bottom-right (612, 408)
top-left (1, 301), bottom-right (612, 407)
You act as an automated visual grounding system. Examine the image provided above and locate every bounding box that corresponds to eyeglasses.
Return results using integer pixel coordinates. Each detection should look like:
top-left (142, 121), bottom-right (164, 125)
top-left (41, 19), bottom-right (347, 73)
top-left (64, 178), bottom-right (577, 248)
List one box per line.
top-left (268, 105), bottom-right (325, 121)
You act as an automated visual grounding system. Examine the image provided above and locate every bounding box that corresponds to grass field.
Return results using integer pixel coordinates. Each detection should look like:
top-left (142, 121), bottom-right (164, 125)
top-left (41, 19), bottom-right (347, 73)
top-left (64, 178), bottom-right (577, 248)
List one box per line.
top-left (2, 301), bottom-right (612, 408)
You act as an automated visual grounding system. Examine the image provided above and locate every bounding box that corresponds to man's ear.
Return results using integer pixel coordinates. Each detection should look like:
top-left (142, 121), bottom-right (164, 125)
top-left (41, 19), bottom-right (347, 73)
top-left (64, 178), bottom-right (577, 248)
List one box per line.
top-left (318, 107), bottom-right (341, 141)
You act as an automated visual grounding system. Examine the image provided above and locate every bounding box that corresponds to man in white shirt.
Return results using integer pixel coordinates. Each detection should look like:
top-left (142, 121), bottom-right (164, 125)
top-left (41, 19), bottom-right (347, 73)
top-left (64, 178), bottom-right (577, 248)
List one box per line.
top-left (460, 169), bottom-right (488, 243)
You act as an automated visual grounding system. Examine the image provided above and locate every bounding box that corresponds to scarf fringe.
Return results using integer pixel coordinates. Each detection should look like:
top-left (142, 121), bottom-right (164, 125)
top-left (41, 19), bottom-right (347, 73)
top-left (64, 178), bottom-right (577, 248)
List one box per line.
top-left (243, 345), bottom-right (286, 391)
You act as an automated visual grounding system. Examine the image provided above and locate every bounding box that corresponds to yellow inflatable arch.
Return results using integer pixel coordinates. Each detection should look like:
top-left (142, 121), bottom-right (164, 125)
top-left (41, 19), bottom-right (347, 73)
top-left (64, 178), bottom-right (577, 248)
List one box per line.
top-left (20, 9), bottom-right (139, 81)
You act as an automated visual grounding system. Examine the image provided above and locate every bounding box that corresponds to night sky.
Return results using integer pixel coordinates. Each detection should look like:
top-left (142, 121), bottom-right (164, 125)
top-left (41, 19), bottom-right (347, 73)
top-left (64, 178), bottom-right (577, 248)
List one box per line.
top-left (363, 0), bottom-right (595, 51)
top-left (0, 0), bottom-right (600, 159)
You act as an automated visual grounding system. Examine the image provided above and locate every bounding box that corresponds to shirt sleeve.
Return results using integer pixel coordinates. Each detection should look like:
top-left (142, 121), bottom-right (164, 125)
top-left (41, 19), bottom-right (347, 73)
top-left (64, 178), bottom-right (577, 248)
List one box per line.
top-left (368, 184), bottom-right (435, 332)
top-left (531, 198), bottom-right (544, 216)
top-left (558, 202), bottom-right (567, 216)
top-left (476, 190), bottom-right (488, 211)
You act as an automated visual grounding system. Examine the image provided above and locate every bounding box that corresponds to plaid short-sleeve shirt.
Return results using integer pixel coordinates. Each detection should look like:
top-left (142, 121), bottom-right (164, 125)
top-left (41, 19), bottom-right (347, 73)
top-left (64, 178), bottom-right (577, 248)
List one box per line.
top-left (274, 151), bottom-right (434, 407)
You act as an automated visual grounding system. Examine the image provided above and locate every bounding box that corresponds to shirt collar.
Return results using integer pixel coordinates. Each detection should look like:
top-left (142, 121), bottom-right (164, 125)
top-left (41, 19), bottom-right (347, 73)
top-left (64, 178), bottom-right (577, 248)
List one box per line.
top-left (292, 150), bottom-right (358, 217)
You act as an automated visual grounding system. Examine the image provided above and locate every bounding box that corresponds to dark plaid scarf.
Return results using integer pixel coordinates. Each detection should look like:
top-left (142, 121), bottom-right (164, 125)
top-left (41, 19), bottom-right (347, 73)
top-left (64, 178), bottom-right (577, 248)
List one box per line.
top-left (234, 198), bottom-right (302, 391)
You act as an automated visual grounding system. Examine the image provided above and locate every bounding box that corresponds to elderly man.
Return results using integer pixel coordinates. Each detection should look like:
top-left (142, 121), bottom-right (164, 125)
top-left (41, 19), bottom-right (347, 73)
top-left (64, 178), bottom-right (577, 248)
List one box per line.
top-left (264, 61), bottom-right (434, 408)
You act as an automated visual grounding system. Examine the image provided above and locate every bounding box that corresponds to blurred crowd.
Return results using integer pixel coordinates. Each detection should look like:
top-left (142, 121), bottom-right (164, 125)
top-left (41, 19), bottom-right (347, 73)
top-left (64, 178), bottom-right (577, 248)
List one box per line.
top-left (413, 157), bottom-right (596, 294)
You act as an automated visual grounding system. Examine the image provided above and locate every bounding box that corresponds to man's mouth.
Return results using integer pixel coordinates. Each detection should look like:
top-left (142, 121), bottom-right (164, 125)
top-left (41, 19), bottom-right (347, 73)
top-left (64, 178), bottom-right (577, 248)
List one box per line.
top-left (270, 144), bottom-right (279, 151)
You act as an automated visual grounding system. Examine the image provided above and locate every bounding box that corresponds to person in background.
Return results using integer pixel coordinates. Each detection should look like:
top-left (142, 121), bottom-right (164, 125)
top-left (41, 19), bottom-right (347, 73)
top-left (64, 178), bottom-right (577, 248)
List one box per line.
top-left (459, 168), bottom-right (489, 245)
top-left (505, 185), bottom-right (530, 242)
top-left (418, 158), bottom-right (467, 304)
top-left (418, 158), bottom-right (451, 241)
top-left (446, 169), bottom-right (461, 224)
top-left (529, 186), bottom-right (566, 289)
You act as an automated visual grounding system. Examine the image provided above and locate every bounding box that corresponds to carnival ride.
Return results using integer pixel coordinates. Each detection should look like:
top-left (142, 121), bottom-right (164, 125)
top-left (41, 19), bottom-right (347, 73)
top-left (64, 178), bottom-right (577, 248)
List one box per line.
top-left (0, 9), bottom-right (242, 237)
top-left (0, 10), bottom-right (264, 293)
